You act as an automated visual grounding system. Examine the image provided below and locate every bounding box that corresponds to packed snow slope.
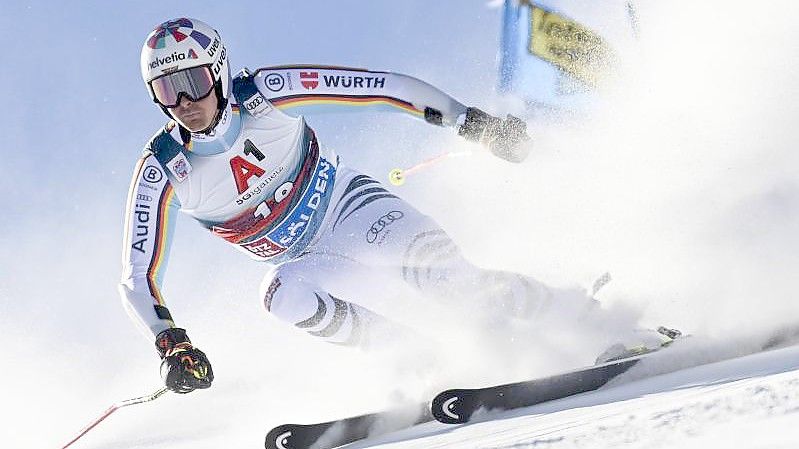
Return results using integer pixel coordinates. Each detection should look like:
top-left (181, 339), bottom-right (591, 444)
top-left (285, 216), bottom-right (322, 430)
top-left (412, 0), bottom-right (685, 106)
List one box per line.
top-left (351, 342), bottom-right (799, 449)
top-left (3, 1), bottom-right (799, 449)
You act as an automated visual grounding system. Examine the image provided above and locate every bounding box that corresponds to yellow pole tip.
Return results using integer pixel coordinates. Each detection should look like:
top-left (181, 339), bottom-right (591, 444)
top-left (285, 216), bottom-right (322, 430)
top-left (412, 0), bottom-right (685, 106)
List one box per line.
top-left (388, 168), bottom-right (405, 186)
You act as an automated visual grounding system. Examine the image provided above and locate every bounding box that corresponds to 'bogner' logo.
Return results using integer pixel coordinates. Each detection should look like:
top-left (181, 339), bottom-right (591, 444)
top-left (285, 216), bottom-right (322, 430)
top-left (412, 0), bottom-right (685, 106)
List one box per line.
top-left (149, 49), bottom-right (198, 69)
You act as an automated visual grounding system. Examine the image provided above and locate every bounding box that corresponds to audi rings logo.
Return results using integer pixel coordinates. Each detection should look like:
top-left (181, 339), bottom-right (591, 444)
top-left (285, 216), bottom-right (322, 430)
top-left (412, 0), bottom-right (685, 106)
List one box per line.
top-left (366, 211), bottom-right (404, 244)
top-left (245, 96), bottom-right (264, 111)
top-left (143, 165), bottom-right (164, 183)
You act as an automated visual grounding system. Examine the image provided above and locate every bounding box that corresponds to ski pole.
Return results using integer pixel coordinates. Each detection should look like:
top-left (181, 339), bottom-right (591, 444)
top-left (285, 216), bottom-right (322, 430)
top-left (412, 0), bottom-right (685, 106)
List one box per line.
top-left (60, 386), bottom-right (169, 449)
top-left (388, 151), bottom-right (471, 186)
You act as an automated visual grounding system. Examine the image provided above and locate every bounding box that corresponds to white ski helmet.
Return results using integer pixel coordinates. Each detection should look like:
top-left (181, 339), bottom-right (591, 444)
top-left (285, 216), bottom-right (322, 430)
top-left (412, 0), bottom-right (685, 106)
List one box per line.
top-left (140, 18), bottom-right (230, 118)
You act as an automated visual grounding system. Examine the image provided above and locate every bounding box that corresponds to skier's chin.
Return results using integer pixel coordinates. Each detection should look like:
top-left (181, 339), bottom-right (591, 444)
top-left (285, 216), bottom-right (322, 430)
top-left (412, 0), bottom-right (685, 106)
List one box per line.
top-left (177, 116), bottom-right (212, 133)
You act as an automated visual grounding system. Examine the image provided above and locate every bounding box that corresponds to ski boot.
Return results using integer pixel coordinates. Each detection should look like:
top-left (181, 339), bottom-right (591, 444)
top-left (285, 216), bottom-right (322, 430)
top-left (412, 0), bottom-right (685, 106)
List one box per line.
top-left (595, 326), bottom-right (682, 364)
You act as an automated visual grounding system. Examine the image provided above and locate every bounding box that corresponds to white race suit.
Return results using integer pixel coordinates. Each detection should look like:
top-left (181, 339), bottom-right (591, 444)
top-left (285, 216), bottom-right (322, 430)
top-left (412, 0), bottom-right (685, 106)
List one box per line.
top-left (120, 66), bottom-right (593, 347)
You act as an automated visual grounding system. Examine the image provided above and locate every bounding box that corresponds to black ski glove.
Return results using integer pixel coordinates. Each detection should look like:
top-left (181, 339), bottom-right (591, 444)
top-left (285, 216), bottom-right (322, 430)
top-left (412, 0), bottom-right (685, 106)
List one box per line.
top-left (155, 328), bottom-right (214, 394)
top-left (458, 107), bottom-right (530, 163)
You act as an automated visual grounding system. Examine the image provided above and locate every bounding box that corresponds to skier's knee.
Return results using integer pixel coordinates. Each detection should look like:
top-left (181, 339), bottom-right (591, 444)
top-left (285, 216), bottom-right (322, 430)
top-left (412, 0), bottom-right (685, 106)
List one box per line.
top-left (260, 272), bottom-right (366, 347)
top-left (260, 263), bottom-right (313, 312)
top-left (260, 267), bottom-right (313, 316)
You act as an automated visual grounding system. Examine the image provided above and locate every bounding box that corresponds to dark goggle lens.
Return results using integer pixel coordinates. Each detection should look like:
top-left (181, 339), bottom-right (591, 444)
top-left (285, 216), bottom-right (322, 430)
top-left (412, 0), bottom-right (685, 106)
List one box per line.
top-left (150, 66), bottom-right (215, 108)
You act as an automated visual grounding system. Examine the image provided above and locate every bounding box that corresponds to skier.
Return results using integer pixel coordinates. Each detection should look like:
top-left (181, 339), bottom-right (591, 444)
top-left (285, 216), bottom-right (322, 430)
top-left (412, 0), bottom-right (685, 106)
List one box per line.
top-left (121, 18), bottom-right (658, 395)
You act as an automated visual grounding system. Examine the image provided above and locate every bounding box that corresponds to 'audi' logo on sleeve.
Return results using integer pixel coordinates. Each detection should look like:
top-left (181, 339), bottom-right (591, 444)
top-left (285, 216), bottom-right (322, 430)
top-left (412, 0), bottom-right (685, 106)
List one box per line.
top-left (366, 211), bottom-right (404, 244)
top-left (245, 96), bottom-right (264, 111)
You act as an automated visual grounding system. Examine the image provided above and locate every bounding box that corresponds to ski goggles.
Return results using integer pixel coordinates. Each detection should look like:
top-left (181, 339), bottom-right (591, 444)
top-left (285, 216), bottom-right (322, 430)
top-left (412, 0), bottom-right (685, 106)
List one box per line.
top-left (149, 65), bottom-right (216, 108)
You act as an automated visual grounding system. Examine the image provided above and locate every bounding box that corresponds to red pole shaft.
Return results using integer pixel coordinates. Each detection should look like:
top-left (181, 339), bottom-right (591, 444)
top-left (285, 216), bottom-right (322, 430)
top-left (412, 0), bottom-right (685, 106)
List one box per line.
top-left (60, 405), bottom-right (119, 449)
top-left (59, 387), bottom-right (169, 449)
top-left (403, 151), bottom-right (471, 177)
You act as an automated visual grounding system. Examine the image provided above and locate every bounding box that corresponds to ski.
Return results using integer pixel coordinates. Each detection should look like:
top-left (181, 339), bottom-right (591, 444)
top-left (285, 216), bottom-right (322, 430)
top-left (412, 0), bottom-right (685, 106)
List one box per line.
top-left (432, 324), bottom-right (799, 424)
top-left (265, 402), bottom-right (431, 449)
top-left (431, 352), bottom-right (646, 424)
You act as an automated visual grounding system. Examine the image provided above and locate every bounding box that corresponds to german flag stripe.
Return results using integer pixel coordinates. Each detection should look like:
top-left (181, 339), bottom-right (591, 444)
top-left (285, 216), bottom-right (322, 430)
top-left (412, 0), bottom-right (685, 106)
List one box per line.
top-left (146, 183), bottom-right (176, 305)
top-left (271, 94), bottom-right (423, 116)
